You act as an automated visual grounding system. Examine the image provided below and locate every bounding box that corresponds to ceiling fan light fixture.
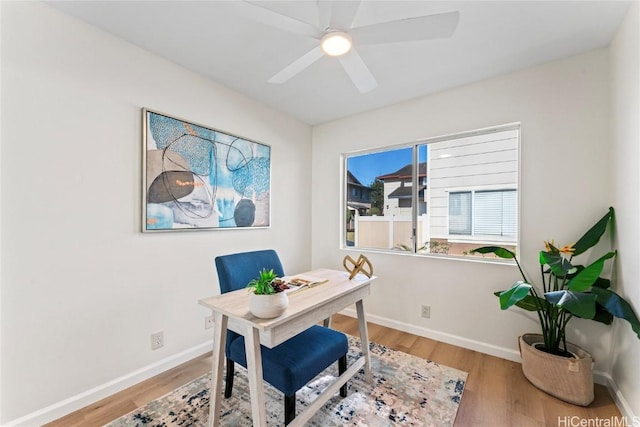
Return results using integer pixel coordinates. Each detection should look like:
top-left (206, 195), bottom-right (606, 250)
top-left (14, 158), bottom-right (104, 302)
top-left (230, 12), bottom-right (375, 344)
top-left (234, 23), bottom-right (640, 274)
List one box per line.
top-left (321, 31), bottom-right (352, 57)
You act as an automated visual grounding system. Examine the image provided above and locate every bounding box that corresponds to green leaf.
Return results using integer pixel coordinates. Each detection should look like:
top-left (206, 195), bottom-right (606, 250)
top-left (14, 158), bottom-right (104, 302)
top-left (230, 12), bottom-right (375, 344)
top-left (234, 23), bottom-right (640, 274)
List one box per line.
top-left (567, 252), bottom-right (616, 292)
top-left (591, 287), bottom-right (640, 339)
top-left (592, 277), bottom-right (611, 289)
top-left (592, 303), bottom-right (614, 325)
top-left (516, 294), bottom-right (547, 312)
top-left (470, 246), bottom-right (516, 259)
top-left (494, 290), bottom-right (544, 312)
top-left (566, 267), bottom-right (611, 289)
top-left (247, 268), bottom-right (278, 294)
top-left (545, 290), bottom-right (597, 319)
top-left (539, 251), bottom-right (573, 277)
top-left (498, 282), bottom-right (532, 309)
top-left (572, 207), bottom-right (614, 256)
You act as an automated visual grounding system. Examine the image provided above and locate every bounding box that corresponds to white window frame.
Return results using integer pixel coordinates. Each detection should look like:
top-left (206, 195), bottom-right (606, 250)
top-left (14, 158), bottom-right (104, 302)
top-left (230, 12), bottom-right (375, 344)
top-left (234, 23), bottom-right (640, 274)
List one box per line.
top-left (447, 188), bottom-right (518, 240)
top-left (342, 123), bottom-right (520, 259)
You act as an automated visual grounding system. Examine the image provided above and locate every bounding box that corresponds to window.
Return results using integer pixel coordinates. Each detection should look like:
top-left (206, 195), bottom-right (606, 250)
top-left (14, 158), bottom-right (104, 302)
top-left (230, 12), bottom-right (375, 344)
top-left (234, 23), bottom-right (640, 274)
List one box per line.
top-left (449, 192), bottom-right (472, 235)
top-left (398, 198), bottom-right (412, 208)
top-left (449, 190), bottom-right (517, 237)
top-left (343, 124), bottom-right (519, 259)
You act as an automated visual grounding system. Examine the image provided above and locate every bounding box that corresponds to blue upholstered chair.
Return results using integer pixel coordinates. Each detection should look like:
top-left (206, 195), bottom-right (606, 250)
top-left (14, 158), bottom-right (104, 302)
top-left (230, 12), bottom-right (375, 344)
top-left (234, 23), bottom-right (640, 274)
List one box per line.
top-left (215, 249), bottom-right (348, 425)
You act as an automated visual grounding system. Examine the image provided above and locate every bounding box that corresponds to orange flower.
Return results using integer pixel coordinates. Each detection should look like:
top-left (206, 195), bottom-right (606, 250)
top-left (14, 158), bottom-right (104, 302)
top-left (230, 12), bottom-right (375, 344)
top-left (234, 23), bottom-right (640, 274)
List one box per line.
top-left (544, 240), bottom-right (556, 252)
top-left (559, 243), bottom-right (576, 255)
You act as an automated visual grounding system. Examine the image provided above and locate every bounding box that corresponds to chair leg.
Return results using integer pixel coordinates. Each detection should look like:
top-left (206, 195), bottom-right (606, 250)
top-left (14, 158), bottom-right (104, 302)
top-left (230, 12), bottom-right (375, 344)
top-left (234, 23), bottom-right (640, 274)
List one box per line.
top-left (339, 354), bottom-right (347, 397)
top-left (224, 358), bottom-right (234, 398)
top-left (284, 393), bottom-right (296, 425)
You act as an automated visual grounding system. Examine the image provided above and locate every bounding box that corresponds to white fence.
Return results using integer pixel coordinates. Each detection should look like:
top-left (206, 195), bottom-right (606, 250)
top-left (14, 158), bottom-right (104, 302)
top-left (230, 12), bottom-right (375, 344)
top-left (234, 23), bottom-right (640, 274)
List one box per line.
top-left (354, 214), bottom-right (429, 250)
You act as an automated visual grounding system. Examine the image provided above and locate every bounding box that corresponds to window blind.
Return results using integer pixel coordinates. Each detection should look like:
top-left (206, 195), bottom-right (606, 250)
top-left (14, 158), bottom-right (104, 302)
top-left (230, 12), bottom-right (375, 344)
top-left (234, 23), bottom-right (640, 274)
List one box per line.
top-left (474, 190), bottom-right (517, 236)
top-left (449, 192), bottom-right (472, 235)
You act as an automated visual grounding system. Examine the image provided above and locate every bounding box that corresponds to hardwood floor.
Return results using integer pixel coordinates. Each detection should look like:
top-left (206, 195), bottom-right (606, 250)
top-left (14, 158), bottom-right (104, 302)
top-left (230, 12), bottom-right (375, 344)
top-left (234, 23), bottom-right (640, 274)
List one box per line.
top-left (46, 314), bottom-right (622, 426)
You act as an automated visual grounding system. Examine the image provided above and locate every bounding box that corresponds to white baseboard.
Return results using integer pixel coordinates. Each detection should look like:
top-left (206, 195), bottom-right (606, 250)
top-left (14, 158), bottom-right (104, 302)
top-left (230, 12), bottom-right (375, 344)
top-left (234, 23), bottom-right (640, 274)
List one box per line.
top-left (340, 307), bottom-right (521, 362)
top-left (599, 372), bottom-right (638, 422)
top-left (339, 308), bottom-right (629, 406)
top-left (4, 341), bottom-right (213, 427)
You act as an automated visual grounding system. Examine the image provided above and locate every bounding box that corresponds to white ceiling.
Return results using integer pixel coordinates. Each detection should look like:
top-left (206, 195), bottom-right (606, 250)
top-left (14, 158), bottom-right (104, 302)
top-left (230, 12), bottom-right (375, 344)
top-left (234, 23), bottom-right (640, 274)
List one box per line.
top-left (49, 1), bottom-right (631, 125)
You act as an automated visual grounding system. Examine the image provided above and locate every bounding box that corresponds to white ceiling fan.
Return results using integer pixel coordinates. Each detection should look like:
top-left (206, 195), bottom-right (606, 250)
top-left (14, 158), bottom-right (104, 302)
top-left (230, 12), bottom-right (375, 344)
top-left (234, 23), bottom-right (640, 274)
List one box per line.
top-left (243, 1), bottom-right (460, 93)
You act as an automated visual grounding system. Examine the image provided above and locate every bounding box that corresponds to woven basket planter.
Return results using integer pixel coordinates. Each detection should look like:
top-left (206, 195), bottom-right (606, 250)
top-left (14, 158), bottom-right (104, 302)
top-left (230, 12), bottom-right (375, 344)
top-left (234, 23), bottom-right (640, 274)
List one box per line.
top-left (519, 333), bottom-right (594, 406)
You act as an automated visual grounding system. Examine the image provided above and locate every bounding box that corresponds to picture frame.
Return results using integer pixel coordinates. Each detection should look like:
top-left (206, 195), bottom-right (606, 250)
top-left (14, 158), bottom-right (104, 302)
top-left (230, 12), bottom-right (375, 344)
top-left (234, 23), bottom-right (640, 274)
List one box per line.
top-left (142, 108), bottom-right (271, 232)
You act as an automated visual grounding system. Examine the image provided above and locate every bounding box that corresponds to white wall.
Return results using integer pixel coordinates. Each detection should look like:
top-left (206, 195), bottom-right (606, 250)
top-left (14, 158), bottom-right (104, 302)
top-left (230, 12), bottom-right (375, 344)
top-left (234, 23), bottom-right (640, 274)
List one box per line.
top-left (382, 181), bottom-right (402, 216)
top-left (0, 2), bottom-right (311, 424)
top-left (2, 1), bottom-right (636, 424)
top-left (313, 49), bottom-right (614, 368)
top-left (610, 1), bottom-right (640, 419)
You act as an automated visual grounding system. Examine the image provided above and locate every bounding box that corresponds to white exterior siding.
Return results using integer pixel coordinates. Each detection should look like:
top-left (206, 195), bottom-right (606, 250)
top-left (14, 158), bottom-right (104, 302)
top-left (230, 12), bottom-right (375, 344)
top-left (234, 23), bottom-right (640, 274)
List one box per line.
top-left (383, 181), bottom-right (414, 217)
top-left (383, 181), bottom-right (401, 215)
top-left (428, 127), bottom-right (519, 242)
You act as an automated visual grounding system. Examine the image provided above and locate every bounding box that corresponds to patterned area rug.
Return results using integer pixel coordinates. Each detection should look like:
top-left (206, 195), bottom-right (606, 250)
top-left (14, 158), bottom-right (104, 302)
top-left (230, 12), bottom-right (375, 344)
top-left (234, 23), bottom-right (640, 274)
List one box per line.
top-left (107, 335), bottom-right (467, 426)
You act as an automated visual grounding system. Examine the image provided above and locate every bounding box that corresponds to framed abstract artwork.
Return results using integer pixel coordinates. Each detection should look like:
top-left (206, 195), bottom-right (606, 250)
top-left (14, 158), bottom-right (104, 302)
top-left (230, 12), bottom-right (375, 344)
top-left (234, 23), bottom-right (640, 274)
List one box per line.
top-left (142, 109), bottom-right (271, 231)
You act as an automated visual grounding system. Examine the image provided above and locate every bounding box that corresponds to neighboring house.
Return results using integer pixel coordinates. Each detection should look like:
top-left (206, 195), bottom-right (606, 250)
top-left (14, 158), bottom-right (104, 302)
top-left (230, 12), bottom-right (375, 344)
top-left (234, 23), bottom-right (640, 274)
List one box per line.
top-left (376, 163), bottom-right (427, 217)
top-left (427, 127), bottom-right (518, 250)
top-left (346, 171), bottom-right (372, 216)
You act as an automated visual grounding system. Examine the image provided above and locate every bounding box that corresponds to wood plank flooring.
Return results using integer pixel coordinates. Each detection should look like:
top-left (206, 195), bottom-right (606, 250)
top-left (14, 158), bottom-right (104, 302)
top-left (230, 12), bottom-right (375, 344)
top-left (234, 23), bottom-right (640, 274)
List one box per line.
top-left (46, 314), bottom-right (622, 426)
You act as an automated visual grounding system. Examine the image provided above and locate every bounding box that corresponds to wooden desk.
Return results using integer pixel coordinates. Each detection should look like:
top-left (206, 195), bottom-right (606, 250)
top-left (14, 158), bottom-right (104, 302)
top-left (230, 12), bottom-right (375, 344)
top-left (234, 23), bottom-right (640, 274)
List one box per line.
top-left (199, 268), bottom-right (376, 427)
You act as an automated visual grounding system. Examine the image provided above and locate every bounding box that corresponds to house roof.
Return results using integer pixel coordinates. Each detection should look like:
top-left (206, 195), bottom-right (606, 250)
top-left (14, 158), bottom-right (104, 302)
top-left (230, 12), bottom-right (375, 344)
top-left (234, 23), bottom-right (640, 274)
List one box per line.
top-left (376, 162), bottom-right (427, 181)
top-left (347, 171), bottom-right (370, 188)
top-left (388, 185), bottom-right (426, 199)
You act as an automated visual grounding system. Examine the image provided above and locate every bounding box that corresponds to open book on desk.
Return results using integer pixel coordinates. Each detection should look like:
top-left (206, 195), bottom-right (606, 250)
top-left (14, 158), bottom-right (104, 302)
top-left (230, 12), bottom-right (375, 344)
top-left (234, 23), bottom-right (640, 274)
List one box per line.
top-left (282, 275), bottom-right (329, 294)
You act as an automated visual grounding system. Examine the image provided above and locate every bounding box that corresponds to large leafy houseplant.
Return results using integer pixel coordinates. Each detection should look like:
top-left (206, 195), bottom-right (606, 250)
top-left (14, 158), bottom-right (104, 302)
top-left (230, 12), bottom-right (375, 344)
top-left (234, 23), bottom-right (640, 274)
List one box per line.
top-left (472, 207), bottom-right (640, 356)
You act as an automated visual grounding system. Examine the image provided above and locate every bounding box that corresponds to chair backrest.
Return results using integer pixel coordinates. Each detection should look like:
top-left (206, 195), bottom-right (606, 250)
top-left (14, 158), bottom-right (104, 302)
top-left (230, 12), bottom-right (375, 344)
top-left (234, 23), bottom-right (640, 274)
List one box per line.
top-left (215, 249), bottom-right (285, 294)
top-left (215, 249), bottom-right (285, 357)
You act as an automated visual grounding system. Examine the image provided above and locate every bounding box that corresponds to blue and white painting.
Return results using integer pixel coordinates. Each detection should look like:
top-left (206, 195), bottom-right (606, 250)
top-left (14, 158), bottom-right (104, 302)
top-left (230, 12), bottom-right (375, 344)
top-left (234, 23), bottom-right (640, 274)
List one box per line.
top-left (143, 109), bottom-right (271, 231)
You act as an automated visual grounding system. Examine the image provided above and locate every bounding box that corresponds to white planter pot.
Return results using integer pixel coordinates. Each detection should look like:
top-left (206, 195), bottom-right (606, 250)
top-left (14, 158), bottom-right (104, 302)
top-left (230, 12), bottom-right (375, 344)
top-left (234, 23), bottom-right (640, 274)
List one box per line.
top-left (249, 292), bottom-right (289, 319)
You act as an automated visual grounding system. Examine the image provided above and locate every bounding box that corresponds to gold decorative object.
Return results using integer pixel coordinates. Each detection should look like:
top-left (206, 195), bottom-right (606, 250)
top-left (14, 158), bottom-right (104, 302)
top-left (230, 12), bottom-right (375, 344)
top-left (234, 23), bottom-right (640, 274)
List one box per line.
top-left (343, 254), bottom-right (373, 280)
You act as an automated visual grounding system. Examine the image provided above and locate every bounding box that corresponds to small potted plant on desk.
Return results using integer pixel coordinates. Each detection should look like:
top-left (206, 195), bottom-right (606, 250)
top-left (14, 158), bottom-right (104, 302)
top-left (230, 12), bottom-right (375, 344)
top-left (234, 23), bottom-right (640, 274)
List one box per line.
top-left (471, 207), bottom-right (640, 406)
top-left (247, 268), bottom-right (290, 319)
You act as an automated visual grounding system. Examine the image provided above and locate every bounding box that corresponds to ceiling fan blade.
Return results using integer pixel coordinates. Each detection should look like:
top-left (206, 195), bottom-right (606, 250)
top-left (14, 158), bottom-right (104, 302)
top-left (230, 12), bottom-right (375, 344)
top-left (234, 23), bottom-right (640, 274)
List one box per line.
top-left (351, 11), bottom-right (460, 45)
top-left (268, 46), bottom-right (324, 84)
top-left (317, 0), bottom-right (332, 31)
top-left (329, 0), bottom-right (362, 30)
top-left (241, 1), bottom-right (320, 39)
top-left (338, 48), bottom-right (377, 93)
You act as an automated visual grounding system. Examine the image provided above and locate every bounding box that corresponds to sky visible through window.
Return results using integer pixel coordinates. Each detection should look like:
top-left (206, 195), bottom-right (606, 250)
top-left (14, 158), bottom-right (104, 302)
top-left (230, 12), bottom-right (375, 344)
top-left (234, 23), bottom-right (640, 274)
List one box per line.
top-left (347, 147), bottom-right (427, 186)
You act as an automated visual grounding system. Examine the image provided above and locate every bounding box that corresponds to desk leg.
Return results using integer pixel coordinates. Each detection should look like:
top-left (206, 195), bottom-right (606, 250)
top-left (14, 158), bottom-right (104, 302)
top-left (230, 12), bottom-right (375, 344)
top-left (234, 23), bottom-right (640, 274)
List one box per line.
top-left (208, 313), bottom-right (227, 427)
top-left (245, 326), bottom-right (267, 426)
top-left (322, 317), bottom-right (332, 328)
top-left (355, 299), bottom-right (372, 383)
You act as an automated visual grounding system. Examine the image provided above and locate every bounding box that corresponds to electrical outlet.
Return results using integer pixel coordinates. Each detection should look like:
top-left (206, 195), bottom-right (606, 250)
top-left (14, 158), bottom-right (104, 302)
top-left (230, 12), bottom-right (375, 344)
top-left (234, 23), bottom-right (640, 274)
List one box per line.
top-left (151, 331), bottom-right (164, 350)
top-left (421, 305), bottom-right (431, 319)
top-left (205, 315), bottom-right (214, 330)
